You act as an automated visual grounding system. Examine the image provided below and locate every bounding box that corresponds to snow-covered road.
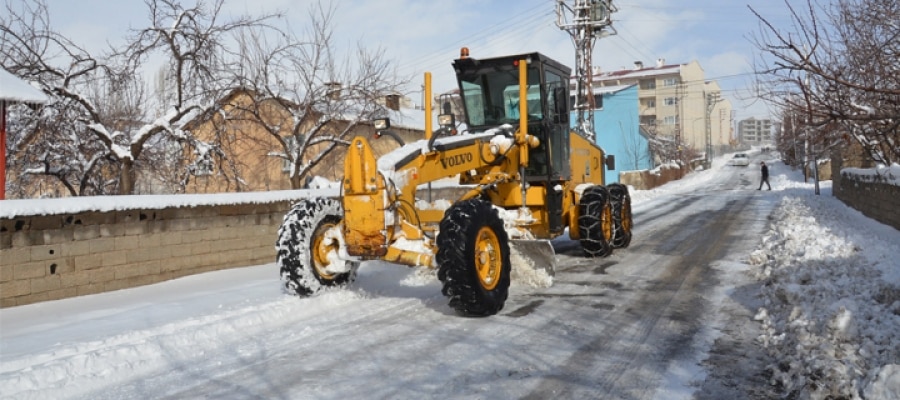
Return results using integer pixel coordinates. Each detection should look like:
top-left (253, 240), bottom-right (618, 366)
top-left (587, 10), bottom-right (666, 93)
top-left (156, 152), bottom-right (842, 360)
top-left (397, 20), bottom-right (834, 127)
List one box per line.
top-left (1, 152), bottom-right (898, 399)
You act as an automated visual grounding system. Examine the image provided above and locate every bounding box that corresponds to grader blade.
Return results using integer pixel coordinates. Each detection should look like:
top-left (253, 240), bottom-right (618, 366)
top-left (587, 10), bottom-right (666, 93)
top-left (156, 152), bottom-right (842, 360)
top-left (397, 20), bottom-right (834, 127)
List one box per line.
top-left (509, 239), bottom-right (556, 288)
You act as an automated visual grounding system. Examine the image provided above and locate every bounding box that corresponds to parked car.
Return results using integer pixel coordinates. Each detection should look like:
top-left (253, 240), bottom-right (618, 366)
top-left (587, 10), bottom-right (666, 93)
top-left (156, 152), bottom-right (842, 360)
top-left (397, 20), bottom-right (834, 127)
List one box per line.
top-left (729, 153), bottom-right (750, 166)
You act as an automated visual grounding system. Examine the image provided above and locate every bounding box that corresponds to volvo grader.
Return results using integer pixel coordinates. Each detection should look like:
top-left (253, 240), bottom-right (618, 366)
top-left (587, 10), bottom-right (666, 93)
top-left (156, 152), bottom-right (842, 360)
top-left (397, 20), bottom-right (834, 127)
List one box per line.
top-left (276, 49), bottom-right (633, 317)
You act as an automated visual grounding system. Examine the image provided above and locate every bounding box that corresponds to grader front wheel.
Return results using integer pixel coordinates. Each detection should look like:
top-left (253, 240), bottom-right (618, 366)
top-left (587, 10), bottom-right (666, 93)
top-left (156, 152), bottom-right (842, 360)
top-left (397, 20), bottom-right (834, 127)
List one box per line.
top-left (437, 199), bottom-right (511, 317)
top-left (276, 197), bottom-right (359, 296)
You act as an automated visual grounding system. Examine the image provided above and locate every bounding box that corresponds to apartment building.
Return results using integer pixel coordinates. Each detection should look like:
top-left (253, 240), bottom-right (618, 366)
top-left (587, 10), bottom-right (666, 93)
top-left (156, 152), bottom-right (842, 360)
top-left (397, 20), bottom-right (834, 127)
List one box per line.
top-left (589, 59), bottom-right (733, 156)
top-left (738, 117), bottom-right (774, 145)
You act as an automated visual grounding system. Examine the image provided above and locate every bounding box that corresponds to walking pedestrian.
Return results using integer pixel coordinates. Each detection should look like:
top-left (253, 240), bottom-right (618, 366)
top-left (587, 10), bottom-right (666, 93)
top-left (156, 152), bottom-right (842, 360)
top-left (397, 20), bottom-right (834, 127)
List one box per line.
top-left (758, 161), bottom-right (771, 190)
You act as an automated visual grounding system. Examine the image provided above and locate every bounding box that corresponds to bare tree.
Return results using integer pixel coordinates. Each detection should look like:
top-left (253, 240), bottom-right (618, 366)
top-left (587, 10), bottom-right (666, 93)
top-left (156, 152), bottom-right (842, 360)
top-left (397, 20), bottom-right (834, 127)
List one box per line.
top-left (3, 102), bottom-right (100, 198)
top-left (1, 0), bottom-right (281, 196)
top-left (105, 0), bottom-right (281, 194)
top-left (776, 104), bottom-right (802, 167)
top-left (750, 0), bottom-right (900, 167)
top-left (618, 121), bottom-right (650, 171)
top-left (642, 123), bottom-right (695, 169)
top-left (1, 0), bottom-right (118, 196)
top-left (19, 98), bottom-right (118, 196)
top-left (222, 2), bottom-right (410, 189)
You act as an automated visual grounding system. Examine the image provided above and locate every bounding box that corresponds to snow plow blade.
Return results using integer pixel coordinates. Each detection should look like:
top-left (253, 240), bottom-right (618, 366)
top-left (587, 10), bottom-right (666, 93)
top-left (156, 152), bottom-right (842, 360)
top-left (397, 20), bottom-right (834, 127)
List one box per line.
top-left (509, 239), bottom-right (556, 287)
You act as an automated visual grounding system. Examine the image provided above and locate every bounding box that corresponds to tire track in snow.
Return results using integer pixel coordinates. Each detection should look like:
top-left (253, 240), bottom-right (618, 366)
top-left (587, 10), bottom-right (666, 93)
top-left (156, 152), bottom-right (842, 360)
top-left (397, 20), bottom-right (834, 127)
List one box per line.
top-left (523, 193), bottom-right (755, 398)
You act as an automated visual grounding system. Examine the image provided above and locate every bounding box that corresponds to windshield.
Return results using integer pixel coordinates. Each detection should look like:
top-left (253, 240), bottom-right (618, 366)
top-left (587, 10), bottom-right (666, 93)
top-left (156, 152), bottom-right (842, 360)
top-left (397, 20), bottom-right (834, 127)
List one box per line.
top-left (459, 66), bottom-right (542, 127)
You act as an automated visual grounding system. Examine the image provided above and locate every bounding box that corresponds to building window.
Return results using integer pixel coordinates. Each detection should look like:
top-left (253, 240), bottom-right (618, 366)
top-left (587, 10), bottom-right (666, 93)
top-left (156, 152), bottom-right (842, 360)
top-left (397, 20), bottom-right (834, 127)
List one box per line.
top-left (640, 116), bottom-right (656, 126)
top-left (642, 98), bottom-right (656, 108)
top-left (663, 115), bottom-right (679, 125)
top-left (664, 97), bottom-right (678, 106)
top-left (639, 79), bottom-right (656, 90)
top-left (663, 78), bottom-right (679, 87)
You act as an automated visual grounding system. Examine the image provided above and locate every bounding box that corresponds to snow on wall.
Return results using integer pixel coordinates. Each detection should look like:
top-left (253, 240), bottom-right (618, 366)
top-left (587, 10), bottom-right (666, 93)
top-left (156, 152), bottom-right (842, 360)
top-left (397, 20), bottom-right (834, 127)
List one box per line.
top-left (0, 189), bottom-right (340, 219)
top-left (841, 164), bottom-right (900, 186)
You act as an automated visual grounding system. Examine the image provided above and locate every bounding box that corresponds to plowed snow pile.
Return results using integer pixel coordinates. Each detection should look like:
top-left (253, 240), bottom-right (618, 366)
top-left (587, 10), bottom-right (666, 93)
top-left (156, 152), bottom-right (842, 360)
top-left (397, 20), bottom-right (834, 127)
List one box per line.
top-left (750, 191), bottom-right (899, 399)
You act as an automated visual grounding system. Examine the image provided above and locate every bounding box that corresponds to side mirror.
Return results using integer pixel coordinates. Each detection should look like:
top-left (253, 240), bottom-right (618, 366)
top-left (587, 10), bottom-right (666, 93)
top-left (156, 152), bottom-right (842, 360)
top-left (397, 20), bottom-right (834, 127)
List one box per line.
top-left (372, 118), bottom-right (405, 146)
top-left (605, 154), bottom-right (616, 171)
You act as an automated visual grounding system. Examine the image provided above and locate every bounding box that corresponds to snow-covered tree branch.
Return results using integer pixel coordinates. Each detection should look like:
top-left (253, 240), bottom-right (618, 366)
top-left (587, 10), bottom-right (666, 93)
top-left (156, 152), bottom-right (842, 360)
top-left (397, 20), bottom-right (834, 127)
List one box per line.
top-left (1, 0), bottom-right (281, 196)
top-left (220, 1), bottom-right (410, 189)
top-left (751, 0), bottom-right (899, 166)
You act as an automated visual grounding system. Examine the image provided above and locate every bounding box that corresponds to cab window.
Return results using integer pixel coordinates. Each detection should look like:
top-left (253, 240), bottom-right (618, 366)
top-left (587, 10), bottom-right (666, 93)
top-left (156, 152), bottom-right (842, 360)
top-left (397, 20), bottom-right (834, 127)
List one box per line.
top-left (459, 65), bottom-right (541, 127)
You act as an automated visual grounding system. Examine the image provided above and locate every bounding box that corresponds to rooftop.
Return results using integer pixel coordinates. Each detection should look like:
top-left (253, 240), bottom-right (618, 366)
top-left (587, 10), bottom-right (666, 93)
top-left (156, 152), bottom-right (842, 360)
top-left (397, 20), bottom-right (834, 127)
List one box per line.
top-left (593, 63), bottom-right (682, 81)
top-left (0, 68), bottom-right (48, 104)
top-left (590, 83), bottom-right (637, 95)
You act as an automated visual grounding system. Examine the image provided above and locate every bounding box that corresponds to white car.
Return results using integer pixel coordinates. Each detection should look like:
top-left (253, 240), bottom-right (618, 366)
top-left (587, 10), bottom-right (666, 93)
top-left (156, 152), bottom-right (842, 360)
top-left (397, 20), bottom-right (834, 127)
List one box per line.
top-left (729, 153), bottom-right (750, 166)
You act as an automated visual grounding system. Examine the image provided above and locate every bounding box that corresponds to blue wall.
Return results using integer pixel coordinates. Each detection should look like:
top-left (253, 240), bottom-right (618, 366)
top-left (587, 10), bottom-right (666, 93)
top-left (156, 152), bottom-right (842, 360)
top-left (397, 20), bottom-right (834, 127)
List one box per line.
top-left (571, 85), bottom-right (650, 183)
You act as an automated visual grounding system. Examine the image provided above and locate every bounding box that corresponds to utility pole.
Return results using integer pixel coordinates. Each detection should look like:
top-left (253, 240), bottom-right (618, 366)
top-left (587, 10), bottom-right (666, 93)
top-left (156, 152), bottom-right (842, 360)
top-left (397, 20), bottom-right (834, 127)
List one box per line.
top-left (803, 68), bottom-right (820, 194)
top-left (802, 44), bottom-right (810, 184)
top-left (705, 92), bottom-right (722, 169)
top-left (556, 0), bottom-right (617, 141)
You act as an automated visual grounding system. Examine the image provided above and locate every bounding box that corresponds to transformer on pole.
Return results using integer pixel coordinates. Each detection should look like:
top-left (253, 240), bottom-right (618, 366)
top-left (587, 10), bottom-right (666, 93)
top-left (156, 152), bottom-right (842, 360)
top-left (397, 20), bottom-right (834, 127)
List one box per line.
top-left (556, 0), bottom-right (617, 141)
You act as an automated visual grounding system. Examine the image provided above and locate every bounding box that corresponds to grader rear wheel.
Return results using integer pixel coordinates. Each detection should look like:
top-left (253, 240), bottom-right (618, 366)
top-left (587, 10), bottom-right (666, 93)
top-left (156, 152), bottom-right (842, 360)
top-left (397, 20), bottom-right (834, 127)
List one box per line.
top-left (578, 185), bottom-right (614, 257)
top-left (276, 198), bottom-right (359, 296)
top-left (436, 199), bottom-right (511, 317)
top-left (608, 183), bottom-right (633, 249)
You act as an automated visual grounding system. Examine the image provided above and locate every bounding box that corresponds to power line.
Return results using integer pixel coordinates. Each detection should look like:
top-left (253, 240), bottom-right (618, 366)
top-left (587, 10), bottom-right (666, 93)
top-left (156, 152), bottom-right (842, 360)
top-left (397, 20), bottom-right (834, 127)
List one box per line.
top-left (394, 7), bottom-right (557, 97)
top-left (613, 25), bottom-right (656, 62)
top-left (396, 4), bottom-right (551, 76)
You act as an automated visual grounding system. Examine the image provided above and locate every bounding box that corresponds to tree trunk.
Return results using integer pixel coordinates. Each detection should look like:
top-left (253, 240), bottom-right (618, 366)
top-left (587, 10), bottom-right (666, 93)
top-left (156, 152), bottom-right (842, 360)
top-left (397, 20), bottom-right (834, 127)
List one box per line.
top-left (119, 159), bottom-right (135, 195)
top-left (290, 173), bottom-right (303, 190)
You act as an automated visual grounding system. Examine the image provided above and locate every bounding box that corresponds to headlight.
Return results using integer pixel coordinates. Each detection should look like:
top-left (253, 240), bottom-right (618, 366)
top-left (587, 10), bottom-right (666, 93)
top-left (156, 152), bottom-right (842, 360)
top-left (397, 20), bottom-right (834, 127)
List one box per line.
top-left (374, 118), bottom-right (391, 130)
top-left (438, 114), bottom-right (454, 127)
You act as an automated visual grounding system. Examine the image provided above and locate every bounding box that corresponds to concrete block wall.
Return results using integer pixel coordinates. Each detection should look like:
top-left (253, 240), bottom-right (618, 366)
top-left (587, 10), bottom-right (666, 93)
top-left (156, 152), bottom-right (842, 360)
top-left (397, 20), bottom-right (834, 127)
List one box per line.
top-left (0, 201), bottom-right (294, 307)
top-left (831, 156), bottom-right (900, 231)
top-left (619, 164), bottom-right (688, 190)
top-left (833, 173), bottom-right (900, 231)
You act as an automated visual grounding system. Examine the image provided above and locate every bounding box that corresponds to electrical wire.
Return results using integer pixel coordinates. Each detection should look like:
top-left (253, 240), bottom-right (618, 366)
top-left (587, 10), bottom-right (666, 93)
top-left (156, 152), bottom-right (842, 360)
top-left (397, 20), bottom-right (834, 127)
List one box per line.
top-left (397, 4), bottom-right (552, 77)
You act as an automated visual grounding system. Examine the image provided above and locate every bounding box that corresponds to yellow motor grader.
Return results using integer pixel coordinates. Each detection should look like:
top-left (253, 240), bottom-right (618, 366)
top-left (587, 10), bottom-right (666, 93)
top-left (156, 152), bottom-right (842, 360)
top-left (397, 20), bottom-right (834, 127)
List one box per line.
top-left (276, 49), bottom-right (633, 316)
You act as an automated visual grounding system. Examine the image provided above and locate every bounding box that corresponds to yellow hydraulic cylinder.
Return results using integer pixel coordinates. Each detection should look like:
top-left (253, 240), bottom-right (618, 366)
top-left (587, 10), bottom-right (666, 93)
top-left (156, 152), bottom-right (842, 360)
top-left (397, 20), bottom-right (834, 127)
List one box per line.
top-left (425, 72), bottom-right (432, 141)
top-left (518, 60), bottom-right (529, 168)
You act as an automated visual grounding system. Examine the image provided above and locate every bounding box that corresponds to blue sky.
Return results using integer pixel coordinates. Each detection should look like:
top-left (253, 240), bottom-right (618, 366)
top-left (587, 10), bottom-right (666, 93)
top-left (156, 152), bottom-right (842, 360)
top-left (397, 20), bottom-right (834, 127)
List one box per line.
top-left (42, 0), bottom-right (795, 120)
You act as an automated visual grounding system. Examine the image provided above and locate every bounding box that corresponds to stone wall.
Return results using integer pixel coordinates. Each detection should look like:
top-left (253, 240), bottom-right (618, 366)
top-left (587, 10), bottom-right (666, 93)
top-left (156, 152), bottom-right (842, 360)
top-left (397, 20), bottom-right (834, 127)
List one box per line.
top-left (0, 201), bottom-right (295, 307)
top-left (832, 157), bottom-right (900, 231)
top-left (619, 164), bottom-right (689, 190)
top-left (10, 163), bottom-right (893, 309)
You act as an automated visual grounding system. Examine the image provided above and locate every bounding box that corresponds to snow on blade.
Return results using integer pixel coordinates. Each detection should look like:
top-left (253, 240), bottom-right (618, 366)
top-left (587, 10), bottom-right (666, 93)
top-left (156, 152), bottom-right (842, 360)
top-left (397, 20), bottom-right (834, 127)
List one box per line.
top-left (509, 245), bottom-right (554, 288)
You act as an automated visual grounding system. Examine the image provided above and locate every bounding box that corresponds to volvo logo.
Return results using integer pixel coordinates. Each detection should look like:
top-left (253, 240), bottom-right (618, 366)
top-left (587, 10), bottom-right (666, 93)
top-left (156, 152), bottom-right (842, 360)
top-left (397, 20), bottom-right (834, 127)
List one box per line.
top-left (440, 153), bottom-right (474, 168)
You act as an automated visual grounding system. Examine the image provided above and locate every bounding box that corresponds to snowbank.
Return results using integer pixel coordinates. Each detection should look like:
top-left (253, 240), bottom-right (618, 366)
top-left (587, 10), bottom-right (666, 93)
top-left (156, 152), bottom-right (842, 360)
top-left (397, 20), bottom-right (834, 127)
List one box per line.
top-left (750, 182), bottom-right (900, 399)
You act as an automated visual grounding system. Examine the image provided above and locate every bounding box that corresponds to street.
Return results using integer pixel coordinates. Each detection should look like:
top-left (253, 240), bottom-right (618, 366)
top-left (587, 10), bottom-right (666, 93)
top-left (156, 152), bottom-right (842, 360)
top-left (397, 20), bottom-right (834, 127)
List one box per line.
top-left (6, 155), bottom-right (895, 399)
